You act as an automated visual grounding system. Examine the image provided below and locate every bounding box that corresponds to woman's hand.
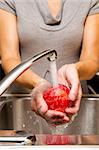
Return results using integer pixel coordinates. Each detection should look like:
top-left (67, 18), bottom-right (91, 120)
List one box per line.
top-left (31, 79), bottom-right (70, 125)
top-left (57, 64), bottom-right (82, 116)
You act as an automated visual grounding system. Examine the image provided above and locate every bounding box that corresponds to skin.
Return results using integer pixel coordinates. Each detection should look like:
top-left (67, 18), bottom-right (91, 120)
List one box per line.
top-left (0, 0), bottom-right (99, 125)
top-left (48, 0), bottom-right (61, 17)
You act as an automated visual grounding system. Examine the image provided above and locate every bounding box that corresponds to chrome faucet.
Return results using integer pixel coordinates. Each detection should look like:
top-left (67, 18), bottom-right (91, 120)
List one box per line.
top-left (0, 50), bottom-right (57, 96)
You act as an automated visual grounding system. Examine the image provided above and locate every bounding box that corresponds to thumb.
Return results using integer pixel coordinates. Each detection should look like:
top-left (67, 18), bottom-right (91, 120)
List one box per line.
top-left (68, 82), bottom-right (80, 101)
top-left (57, 71), bottom-right (68, 86)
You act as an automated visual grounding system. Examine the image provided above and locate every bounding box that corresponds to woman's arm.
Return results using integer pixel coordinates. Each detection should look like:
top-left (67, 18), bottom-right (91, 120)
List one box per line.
top-left (0, 9), bottom-right (66, 125)
top-left (57, 14), bottom-right (99, 115)
top-left (76, 14), bottom-right (99, 80)
top-left (0, 9), bottom-right (43, 89)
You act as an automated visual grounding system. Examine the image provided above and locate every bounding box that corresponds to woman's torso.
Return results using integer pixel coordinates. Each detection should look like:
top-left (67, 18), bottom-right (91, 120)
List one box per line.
top-left (4, 0), bottom-right (93, 94)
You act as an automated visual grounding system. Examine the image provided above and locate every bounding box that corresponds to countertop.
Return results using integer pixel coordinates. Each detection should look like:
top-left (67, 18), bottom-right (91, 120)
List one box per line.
top-left (0, 130), bottom-right (99, 146)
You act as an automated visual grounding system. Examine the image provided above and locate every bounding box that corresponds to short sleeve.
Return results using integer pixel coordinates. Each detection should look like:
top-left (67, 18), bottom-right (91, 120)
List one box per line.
top-left (0, 0), bottom-right (16, 15)
top-left (88, 0), bottom-right (99, 15)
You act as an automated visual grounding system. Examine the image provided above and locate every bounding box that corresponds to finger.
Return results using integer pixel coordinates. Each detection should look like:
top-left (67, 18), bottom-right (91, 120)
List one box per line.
top-left (47, 117), bottom-right (69, 125)
top-left (51, 120), bottom-right (69, 126)
top-left (57, 75), bottom-right (68, 86)
top-left (77, 84), bottom-right (82, 102)
top-left (68, 80), bottom-right (80, 101)
top-left (57, 69), bottom-right (68, 86)
top-left (36, 94), bottom-right (48, 116)
top-left (65, 100), bottom-right (80, 114)
top-left (51, 117), bottom-right (69, 124)
top-left (31, 99), bottom-right (37, 112)
top-left (51, 115), bottom-right (65, 119)
top-left (45, 110), bottom-right (65, 118)
top-left (44, 110), bottom-right (70, 122)
top-left (66, 86), bottom-right (82, 114)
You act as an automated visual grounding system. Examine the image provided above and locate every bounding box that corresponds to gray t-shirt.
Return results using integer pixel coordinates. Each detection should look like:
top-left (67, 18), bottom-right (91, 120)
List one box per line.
top-left (0, 0), bottom-right (99, 135)
top-left (0, 0), bottom-right (99, 94)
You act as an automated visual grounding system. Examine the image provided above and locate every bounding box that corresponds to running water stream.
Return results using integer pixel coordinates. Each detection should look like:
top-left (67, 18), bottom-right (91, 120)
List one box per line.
top-left (49, 59), bottom-right (77, 136)
top-left (49, 60), bottom-right (58, 87)
top-left (49, 59), bottom-right (68, 135)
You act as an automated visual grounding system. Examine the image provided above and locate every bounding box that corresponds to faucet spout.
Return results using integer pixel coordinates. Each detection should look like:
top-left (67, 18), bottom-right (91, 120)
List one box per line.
top-left (0, 49), bottom-right (57, 96)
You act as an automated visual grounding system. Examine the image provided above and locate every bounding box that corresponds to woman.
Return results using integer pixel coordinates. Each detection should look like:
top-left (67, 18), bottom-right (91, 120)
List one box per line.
top-left (0, 0), bottom-right (99, 126)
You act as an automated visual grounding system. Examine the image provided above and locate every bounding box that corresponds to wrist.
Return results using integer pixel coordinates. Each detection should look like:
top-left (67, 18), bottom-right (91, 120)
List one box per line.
top-left (75, 60), bottom-right (98, 80)
top-left (75, 62), bottom-right (81, 72)
top-left (74, 62), bottom-right (84, 80)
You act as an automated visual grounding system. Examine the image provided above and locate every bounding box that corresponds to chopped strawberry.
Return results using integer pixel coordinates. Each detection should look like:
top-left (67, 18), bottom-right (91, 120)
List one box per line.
top-left (43, 84), bottom-right (73, 112)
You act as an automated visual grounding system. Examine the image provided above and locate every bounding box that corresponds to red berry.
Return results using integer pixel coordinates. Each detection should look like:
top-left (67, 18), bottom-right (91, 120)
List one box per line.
top-left (43, 84), bottom-right (73, 112)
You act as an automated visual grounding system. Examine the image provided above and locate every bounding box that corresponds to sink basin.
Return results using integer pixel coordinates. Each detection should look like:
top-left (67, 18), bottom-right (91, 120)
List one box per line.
top-left (0, 94), bottom-right (99, 135)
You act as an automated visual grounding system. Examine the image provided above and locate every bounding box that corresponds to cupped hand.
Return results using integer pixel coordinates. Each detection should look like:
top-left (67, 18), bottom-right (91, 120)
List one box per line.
top-left (31, 79), bottom-right (70, 125)
top-left (57, 64), bottom-right (82, 116)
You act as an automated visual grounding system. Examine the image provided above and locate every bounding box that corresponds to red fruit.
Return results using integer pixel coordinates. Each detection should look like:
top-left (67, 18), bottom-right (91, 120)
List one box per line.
top-left (43, 84), bottom-right (73, 112)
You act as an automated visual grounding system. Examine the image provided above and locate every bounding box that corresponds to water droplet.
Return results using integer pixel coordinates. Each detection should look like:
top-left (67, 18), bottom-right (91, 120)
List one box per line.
top-left (27, 110), bottom-right (30, 114)
top-left (22, 124), bottom-right (26, 128)
top-left (10, 105), bottom-right (12, 108)
top-left (29, 116), bottom-right (32, 119)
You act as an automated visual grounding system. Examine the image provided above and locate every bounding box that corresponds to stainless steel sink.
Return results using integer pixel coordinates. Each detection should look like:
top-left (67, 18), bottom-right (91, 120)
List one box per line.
top-left (0, 94), bottom-right (99, 135)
